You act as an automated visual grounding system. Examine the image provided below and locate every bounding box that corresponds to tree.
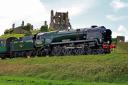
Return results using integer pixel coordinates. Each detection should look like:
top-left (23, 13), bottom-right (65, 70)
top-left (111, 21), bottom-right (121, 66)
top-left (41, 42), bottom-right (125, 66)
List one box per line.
top-left (40, 25), bottom-right (49, 32)
top-left (4, 29), bottom-right (13, 34)
top-left (23, 23), bottom-right (33, 31)
top-left (24, 31), bottom-right (32, 36)
top-left (49, 27), bottom-right (54, 31)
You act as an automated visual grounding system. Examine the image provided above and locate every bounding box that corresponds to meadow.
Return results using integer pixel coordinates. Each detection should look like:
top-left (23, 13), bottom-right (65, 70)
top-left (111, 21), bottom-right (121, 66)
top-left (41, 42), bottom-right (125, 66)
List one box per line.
top-left (0, 42), bottom-right (127, 85)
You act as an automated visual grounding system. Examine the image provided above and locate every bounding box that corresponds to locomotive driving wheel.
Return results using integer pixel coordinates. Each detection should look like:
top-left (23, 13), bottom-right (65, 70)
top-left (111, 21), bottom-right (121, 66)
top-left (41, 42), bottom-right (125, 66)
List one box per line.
top-left (62, 48), bottom-right (72, 56)
top-left (51, 45), bottom-right (62, 56)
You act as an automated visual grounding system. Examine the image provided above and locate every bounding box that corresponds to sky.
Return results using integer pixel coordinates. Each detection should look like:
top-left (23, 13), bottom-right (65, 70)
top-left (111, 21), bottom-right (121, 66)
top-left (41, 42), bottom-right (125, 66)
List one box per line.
top-left (0, 0), bottom-right (128, 41)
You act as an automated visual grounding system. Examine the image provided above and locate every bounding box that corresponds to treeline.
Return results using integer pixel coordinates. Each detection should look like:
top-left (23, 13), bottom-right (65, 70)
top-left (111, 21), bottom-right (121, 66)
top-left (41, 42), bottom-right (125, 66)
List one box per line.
top-left (4, 21), bottom-right (53, 36)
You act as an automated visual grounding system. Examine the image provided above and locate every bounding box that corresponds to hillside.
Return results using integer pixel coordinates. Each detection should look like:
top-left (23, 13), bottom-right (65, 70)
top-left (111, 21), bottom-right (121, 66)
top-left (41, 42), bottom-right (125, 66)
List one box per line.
top-left (0, 42), bottom-right (127, 85)
top-left (115, 42), bottom-right (128, 53)
top-left (0, 34), bottom-right (24, 39)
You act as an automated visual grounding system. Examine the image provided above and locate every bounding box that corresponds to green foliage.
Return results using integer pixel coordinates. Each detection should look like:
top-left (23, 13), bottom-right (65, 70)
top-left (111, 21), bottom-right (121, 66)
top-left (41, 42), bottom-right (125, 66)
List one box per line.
top-left (4, 29), bottom-right (13, 34)
top-left (3, 23), bottom-right (52, 37)
top-left (23, 23), bottom-right (33, 31)
top-left (112, 38), bottom-right (117, 44)
top-left (24, 31), bottom-right (32, 36)
top-left (49, 27), bottom-right (54, 31)
top-left (22, 23), bottom-right (33, 36)
top-left (40, 25), bottom-right (49, 32)
top-left (3, 23), bottom-right (33, 35)
top-left (0, 34), bottom-right (24, 39)
top-left (31, 29), bottom-right (40, 35)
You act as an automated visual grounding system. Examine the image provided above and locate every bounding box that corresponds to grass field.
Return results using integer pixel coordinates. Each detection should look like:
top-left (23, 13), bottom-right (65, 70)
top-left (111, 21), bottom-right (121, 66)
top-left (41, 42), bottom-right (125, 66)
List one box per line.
top-left (0, 42), bottom-right (127, 85)
top-left (0, 76), bottom-right (127, 85)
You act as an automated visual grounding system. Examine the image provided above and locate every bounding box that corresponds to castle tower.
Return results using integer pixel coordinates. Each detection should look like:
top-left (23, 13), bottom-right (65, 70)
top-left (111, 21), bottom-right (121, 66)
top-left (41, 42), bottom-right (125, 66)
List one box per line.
top-left (49, 10), bottom-right (71, 31)
top-left (51, 10), bottom-right (54, 22)
top-left (21, 21), bottom-right (24, 27)
top-left (50, 10), bottom-right (54, 29)
top-left (12, 23), bottom-right (15, 29)
top-left (44, 21), bottom-right (47, 26)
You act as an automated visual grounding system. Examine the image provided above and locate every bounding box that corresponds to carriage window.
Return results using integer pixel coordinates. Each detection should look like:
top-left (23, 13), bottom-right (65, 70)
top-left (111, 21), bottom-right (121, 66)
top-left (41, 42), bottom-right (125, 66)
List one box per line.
top-left (0, 41), bottom-right (5, 47)
top-left (22, 36), bottom-right (33, 41)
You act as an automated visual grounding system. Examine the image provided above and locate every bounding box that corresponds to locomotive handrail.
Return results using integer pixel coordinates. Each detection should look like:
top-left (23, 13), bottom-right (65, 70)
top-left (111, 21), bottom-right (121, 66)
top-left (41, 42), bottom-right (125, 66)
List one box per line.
top-left (51, 40), bottom-right (95, 45)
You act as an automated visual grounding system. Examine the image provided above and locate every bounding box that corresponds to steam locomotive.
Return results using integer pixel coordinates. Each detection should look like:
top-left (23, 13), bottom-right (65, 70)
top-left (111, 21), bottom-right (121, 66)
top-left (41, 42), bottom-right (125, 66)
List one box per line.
top-left (0, 26), bottom-right (114, 59)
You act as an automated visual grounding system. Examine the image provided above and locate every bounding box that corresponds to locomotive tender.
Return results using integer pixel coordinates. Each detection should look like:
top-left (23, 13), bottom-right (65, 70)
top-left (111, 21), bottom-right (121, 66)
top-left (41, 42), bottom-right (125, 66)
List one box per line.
top-left (0, 26), bottom-right (114, 59)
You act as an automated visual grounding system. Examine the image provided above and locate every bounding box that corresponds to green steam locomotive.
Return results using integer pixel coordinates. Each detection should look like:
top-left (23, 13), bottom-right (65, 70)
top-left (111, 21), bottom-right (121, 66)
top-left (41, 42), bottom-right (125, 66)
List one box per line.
top-left (0, 26), bottom-right (115, 59)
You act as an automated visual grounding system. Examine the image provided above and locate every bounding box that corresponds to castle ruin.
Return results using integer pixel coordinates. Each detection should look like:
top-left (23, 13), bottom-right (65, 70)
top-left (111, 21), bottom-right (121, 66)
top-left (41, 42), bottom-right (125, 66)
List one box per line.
top-left (117, 36), bottom-right (125, 42)
top-left (50, 10), bottom-right (71, 30)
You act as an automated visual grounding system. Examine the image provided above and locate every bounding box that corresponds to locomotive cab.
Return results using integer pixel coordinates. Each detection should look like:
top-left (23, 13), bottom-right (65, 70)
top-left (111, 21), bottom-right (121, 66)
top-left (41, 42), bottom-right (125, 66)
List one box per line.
top-left (34, 33), bottom-right (45, 47)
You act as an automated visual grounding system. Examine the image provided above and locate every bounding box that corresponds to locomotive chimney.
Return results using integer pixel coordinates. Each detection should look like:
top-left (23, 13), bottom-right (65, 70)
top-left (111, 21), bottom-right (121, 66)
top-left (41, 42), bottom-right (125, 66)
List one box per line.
top-left (91, 25), bottom-right (98, 28)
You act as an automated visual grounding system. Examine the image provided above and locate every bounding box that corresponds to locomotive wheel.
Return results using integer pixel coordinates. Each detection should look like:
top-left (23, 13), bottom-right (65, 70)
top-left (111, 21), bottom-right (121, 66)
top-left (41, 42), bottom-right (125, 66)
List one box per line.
top-left (36, 48), bottom-right (43, 57)
top-left (78, 48), bottom-right (85, 55)
top-left (51, 46), bottom-right (62, 56)
top-left (62, 49), bottom-right (72, 56)
top-left (91, 49), bottom-right (98, 54)
top-left (104, 49), bottom-right (111, 54)
top-left (73, 48), bottom-right (83, 55)
top-left (97, 48), bottom-right (104, 54)
top-left (86, 48), bottom-right (92, 54)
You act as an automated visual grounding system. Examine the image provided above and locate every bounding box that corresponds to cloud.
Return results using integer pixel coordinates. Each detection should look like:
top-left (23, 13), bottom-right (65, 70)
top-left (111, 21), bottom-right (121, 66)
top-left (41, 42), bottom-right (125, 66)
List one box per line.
top-left (113, 25), bottom-right (128, 41)
top-left (0, 0), bottom-right (48, 35)
top-left (55, 5), bottom-right (85, 17)
top-left (42, 0), bottom-right (96, 29)
top-left (41, 0), bottom-right (95, 17)
top-left (0, 0), bottom-right (96, 35)
top-left (111, 0), bottom-right (128, 10)
top-left (106, 15), bottom-right (128, 21)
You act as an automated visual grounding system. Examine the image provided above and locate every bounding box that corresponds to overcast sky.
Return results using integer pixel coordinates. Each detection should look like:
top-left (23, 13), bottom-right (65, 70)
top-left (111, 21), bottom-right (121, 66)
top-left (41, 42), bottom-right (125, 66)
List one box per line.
top-left (0, 0), bottom-right (128, 41)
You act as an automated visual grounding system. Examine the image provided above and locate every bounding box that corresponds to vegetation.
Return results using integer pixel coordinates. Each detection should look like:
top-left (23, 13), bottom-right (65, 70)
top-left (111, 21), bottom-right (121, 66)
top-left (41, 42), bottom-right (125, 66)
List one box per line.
top-left (115, 42), bottom-right (128, 53)
top-left (0, 53), bottom-right (127, 82)
top-left (0, 42), bottom-right (127, 85)
top-left (0, 34), bottom-right (24, 39)
top-left (4, 29), bottom-right (13, 34)
top-left (3, 22), bottom-right (51, 37)
top-left (0, 76), bottom-right (127, 85)
top-left (0, 28), bottom-right (127, 85)
top-left (40, 25), bottom-right (49, 32)
top-left (23, 23), bottom-right (33, 31)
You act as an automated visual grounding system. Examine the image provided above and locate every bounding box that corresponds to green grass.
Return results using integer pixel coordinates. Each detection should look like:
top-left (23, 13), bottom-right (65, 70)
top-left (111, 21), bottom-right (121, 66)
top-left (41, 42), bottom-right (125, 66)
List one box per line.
top-left (0, 53), bottom-right (127, 83)
top-left (0, 42), bottom-right (127, 85)
top-left (0, 34), bottom-right (24, 39)
top-left (115, 42), bottom-right (128, 53)
top-left (0, 76), bottom-right (127, 85)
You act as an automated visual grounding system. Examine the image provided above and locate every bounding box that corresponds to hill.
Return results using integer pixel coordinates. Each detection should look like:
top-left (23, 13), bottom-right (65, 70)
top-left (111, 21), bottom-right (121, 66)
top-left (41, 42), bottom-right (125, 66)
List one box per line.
top-left (0, 34), bottom-right (24, 39)
top-left (115, 42), bottom-right (128, 53)
top-left (0, 42), bottom-right (127, 85)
